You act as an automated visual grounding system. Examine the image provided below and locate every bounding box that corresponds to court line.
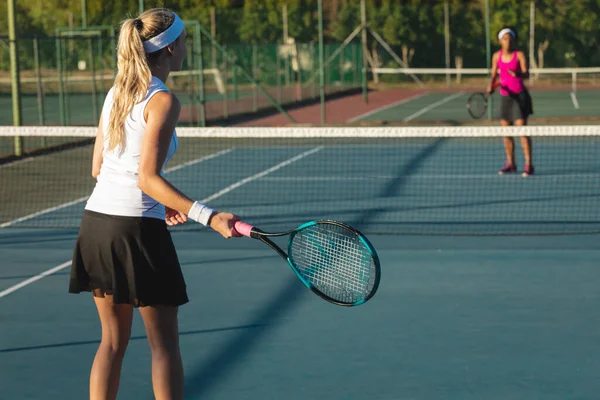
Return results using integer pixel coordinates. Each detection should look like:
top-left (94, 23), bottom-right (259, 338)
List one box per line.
top-left (0, 147), bottom-right (323, 299)
top-left (0, 261), bottom-right (71, 299)
top-left (346, 93), bottom-right (428, 122)
top-left (403, 92), bottom-right (465, 122)
top-left (570, 92), bottom-right (580, 109)
top-left (164, 148), bottom-right (234, 173)
top-left (0, 148), bottom-right (234, 228)
top-left (201, 147), bottom-right (323, 203)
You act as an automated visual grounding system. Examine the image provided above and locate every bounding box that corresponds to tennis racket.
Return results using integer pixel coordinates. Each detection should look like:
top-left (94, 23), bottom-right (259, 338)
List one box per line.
top-left (233, 220), bottom-right (381, 307)
top-left (467, 81), bottom-right (499, 119)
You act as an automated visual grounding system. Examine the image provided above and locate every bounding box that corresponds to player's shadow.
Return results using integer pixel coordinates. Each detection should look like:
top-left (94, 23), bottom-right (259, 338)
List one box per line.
top-left (182, 138), bottom-right (445, 399)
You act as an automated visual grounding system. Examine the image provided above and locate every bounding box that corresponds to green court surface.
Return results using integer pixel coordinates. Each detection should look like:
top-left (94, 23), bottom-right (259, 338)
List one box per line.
top-left (355, 89), bottom-right (600, 123)
top-left (2, 230), bottom-right (600, 399)
top-left (2, 132), bottom-right (600, 398)
top-left (3, 132), bottom-right (600, 235)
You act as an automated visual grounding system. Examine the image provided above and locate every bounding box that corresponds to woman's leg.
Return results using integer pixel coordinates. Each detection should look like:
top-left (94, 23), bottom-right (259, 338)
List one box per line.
top-left (90, 294), bottom-right (134, 400)
top-left (499, 119), bottom-right (517, 174)
top-left (501, 120), bottom-right (515, 163)
top-left (515, 118), bottom-right (533, 175)
top-left (515, 119), bottom-right (532, 165)
top-left (139, 305), bottom-right (184, 400)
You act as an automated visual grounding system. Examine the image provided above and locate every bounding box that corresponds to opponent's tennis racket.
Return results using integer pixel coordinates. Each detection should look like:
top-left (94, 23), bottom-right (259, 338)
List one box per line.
top-left (233, 220), bottom-right (380, 307)
top-left (467, 81), bottom-right (499, 119)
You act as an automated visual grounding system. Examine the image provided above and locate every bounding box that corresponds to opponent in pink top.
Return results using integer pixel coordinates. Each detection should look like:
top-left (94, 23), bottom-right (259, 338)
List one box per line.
top-left (486, 27), bottom-right (534, 177)
top-left (497, 49), bottom-right (525, 96)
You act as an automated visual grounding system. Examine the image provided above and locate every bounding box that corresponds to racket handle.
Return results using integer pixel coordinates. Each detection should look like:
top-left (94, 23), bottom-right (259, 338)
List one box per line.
top-left (233, 221), bottom-right (254, 238)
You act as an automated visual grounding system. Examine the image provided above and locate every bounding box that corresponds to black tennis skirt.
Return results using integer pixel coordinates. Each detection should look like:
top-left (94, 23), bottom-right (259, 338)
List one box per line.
top-left (69, 210), bottom-right (189, 307)
top-left (500, 90), bottom-right (534, 123)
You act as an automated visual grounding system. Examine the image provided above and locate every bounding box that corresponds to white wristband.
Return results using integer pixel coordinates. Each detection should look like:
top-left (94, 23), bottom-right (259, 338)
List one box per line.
top-left (187, 201), bottom-right (215, 226)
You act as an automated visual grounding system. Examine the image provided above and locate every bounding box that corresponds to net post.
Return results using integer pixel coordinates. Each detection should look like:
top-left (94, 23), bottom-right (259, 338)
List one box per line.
top-left (485, 0), bottom-right (493, 120)
top-left (8, 0), bottom-right (23, 156)
top-left (318, 0), bottom-right (326, 124)
top-left (138, 0), bottom-right (144, 14)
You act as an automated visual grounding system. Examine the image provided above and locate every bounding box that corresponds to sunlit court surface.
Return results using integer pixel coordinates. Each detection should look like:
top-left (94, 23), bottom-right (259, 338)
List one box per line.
top-left (2, 1), bottom-right (600, 399)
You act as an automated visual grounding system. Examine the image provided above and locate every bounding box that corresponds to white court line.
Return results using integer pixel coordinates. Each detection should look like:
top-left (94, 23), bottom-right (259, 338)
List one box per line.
top-left (164, 148), bottom-right (233, 173)
top-left (346, 93), bottom-right (428, 122)
top-left (0, 147), bottom-right (323, 299)
top-left (403, 92), bottom-right (465, 122)
top-left (0, 148), bottom-right (234, 228)
top-left (0, 196), bottom-right (91, 228)
top-left (202, 147), bottom-right (323, 203)
top-left (570, 92), bottom-right (580, 109)
top-left (0, 261), bottom-right (71, 299)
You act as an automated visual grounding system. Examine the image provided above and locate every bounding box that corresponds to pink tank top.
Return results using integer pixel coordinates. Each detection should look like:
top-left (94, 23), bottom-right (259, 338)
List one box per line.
top-left (497, 50), bottom-right (524, 96)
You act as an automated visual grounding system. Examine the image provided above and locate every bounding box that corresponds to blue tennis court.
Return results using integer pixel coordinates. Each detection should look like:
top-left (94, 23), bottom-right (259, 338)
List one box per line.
top-left (2, 128), bottom-right (600, 399)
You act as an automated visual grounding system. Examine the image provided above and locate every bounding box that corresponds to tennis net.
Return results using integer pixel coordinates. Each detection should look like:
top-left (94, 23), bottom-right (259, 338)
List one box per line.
top-left (2, 125), bottom-right (600, 236)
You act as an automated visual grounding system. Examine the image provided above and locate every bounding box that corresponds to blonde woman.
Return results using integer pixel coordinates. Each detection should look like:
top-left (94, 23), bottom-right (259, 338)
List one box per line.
top-left (69, 8), bottom-right (240, 400)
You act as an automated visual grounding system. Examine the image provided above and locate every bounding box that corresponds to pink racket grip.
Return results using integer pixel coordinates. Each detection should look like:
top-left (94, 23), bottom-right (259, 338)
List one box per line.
top-left (233, 221), bottom-right (254, 237)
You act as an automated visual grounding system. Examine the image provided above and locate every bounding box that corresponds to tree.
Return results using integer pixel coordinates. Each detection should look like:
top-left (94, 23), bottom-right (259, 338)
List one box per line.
top-left (239, 0), bottom-right (283, 43)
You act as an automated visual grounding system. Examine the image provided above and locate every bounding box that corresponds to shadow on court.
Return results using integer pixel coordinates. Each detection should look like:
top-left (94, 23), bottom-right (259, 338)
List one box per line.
top-left (183, 137), bottom-right (444, 398)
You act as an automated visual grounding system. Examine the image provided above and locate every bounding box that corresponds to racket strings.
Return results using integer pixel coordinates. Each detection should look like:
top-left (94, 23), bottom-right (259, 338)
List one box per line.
top-left (299, 234), bottom-right (364, 293)
top-left (467, 93), bottom-right (487, 118)
top-left (290, 224), bottom-right (376, 303)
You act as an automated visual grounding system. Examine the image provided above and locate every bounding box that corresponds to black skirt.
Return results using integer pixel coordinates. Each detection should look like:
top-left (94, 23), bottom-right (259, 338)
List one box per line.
top-left (500, 90), bottom-right (533, 123)
top-left (69, 210), bottom-right (189, 307)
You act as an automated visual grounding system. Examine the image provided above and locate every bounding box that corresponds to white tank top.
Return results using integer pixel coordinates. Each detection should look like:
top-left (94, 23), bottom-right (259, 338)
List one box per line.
top-left (85, 76), bottom-right (178, 220)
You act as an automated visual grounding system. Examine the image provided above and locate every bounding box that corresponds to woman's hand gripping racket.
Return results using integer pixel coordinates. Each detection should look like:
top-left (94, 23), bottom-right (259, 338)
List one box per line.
top-left (467, 81), bottom-right (500, 119)
top-left (234, 220), bottom-right (381, 307)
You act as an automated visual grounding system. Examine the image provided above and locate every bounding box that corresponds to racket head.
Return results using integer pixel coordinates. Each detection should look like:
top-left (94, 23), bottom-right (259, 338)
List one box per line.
top-left (287, 220), bottom-right (381, 307)
top-left (467, 92), bottom-right (488, 119)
